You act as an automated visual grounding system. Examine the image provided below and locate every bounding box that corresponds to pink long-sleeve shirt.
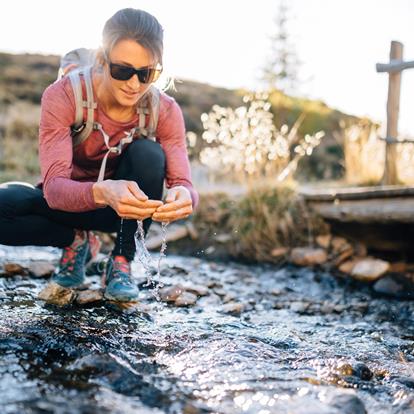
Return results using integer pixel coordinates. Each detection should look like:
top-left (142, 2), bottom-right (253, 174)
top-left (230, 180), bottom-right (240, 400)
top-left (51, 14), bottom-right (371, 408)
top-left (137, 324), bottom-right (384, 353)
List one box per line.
top-left (38, 75), bottom-right (198, 212)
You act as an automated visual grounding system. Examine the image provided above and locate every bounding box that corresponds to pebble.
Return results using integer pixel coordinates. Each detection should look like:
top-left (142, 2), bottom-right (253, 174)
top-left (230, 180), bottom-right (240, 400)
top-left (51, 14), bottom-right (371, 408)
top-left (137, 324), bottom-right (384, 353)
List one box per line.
top-left (329, 393), bottom-right (367, 414)
top-left (373, 274), bottom-right (414, 299)
top-left (290, 247), bottom-right (328, 266)
top-left (183, 284), bottom-right (209, 297)
top-left (38, 282), bottom-right (76, 306)
top-left (290, 301), bottom-right (309, 313)
top-left (316, 234), bottom-right (331, 249)
top-left (2, 263), bottom-right (27, 276)
top-left (220, 302), bottom-right (244, 316)
top-left (174, 291), bottom-right (198, 307)
top-left (351, 258), bottom-right (390, 282)
top-left (76, 289), bottom-right (104, 305)
top-left (159, 284), bottom-right (184, 302)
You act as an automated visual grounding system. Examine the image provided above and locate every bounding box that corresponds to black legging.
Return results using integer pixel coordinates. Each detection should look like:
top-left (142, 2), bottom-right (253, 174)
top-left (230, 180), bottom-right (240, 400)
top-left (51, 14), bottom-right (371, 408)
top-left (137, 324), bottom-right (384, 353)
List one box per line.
top-left (0, 139), bottom-right (165, 261)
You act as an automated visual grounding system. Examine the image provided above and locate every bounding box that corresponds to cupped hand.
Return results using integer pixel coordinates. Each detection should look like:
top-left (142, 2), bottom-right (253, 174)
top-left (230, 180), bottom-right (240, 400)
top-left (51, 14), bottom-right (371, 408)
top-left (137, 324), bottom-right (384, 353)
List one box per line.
top-left (152, 186), bottom-right (193, 223)
top-left (92, 180), bottom-right (163, 220)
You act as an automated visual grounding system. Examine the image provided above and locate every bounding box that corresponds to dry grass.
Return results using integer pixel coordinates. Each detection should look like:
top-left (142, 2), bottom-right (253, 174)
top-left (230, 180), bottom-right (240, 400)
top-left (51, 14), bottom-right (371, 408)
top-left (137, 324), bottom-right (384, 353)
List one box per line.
top-left (343, 119), bottom-right (414, 185)
top-left (0, 101), bottom-right (41, 184)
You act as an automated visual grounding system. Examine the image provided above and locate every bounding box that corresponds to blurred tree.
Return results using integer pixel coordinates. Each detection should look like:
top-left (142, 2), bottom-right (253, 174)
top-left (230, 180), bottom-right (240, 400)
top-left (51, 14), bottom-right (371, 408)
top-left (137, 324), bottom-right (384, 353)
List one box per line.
top-left (261, 0), bottom-right (301, 94)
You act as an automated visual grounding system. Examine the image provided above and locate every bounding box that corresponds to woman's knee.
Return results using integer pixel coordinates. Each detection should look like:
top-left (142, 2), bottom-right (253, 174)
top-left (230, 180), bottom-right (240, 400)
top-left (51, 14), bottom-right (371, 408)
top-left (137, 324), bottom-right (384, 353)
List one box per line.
top-left (124, 139), bottom-right (166, 171)
top-left (0, 185), bottom-right (41, 218)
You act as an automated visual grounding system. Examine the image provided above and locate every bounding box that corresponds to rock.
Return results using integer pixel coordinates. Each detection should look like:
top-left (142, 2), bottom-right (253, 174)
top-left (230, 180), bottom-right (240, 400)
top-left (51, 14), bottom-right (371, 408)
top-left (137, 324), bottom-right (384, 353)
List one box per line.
top-left (338, 259), bottom-right (359, 274)
top-left (352, 363), bottom-right (373, 381)
top-left (2, 263), bottom-right (27, 276)
top-left (331, 237), bottom-right (351, 253)
top-left (159, 284), bottom-right (184, 302)
top-left (351, 258), bottom-right (390, 282)
top-left (290, 247), bottom-right (328, 266)
top-left (214, 233), bottom-right (232, 243)
top-left (183, 284), bottom-right (209, 297)
top-left (316, 234), bottom-right (331, 249)
top-left (289, 301), bottom-right (308, 313)
top-left (388, 262), bottom-right (407, 273)
top-left (38, 282), bottom-right (76, 306)
top-left (329, 393), bottom-right (366, 414)
top-left (270, 247), bottom-right (289, 258)
top-left (76, 289), bottom-right (104, 305)
top-left (221, 302), bottom-right (244, 316)
top-left (333, 247), bottom-right (354, 266)
top-left (373, 274), bottom-right (414, 299)
top-left (222, 293), bottom-right (236, 303)
top-left (174, 291), bottom-right (197, 306)
top-left (394, 376), bottom-right (414, 388)
top-left (271, 288), bottom-right (283, 296)
top-left (27, 261), bottom-right (55, 278)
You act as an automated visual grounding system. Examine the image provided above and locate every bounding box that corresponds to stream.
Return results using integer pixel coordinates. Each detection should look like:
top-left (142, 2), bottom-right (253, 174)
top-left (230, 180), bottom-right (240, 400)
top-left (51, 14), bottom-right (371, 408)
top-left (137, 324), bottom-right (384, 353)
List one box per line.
top-left (0, 245), bottom-right (413, 414)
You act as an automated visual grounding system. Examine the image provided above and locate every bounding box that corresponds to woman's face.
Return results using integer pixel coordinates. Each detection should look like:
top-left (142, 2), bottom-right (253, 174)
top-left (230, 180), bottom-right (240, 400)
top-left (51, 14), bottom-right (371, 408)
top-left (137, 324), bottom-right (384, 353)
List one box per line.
top-left (103, 38), bottom-right (156, 108)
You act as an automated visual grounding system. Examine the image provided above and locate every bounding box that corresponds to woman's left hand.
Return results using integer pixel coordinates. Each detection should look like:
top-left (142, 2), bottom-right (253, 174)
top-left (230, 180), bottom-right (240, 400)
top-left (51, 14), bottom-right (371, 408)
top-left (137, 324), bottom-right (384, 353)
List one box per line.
top-left (152, 186), bottom-right (193, 223)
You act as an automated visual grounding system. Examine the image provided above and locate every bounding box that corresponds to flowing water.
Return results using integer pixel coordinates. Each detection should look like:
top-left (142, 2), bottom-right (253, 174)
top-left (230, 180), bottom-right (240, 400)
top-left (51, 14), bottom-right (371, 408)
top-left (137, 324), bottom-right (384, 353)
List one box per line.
top-left (0, 245), bottom-right (413, 414)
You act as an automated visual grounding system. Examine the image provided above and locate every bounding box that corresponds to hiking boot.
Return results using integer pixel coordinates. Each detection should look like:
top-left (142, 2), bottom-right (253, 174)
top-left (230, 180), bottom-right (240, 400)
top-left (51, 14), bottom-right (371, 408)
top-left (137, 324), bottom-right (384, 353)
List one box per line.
top-left (103, 255), bottom-right (139, 302)
top-left (52, 230), bottom-right (89, 288)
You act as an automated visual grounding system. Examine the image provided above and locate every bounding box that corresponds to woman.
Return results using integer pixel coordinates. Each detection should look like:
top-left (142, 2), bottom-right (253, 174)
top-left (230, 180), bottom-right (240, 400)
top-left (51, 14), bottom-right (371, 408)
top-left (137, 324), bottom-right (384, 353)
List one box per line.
top-left (0, 8), bottom-right (198, 302)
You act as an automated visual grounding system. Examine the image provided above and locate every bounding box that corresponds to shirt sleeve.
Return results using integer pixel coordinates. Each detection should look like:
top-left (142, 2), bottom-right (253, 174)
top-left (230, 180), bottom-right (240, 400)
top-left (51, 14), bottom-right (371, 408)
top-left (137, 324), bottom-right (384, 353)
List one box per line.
top-left (157, 96), bottom-right (199, 209)
top-left (39, 80), bottom-right (100, 212)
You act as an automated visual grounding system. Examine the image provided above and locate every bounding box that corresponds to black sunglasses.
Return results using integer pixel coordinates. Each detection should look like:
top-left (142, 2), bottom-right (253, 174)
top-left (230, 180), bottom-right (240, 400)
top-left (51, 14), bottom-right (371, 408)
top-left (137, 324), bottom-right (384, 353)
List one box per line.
top-left (108, 61), bottom-right (162, 83)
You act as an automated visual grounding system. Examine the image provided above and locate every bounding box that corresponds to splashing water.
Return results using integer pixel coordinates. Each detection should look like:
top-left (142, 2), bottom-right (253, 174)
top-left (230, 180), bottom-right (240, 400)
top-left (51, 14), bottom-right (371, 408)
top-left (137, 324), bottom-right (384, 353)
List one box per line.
top-left (134, 220), bottom-right (169, 299)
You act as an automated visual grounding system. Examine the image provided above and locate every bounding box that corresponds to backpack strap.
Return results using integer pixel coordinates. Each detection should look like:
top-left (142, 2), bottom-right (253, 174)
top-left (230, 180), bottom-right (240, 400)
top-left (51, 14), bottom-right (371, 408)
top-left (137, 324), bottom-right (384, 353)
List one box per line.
top-left (68, 66), bottom-right (97, 148)
top-left (136, 86), bottom-right (160, 141)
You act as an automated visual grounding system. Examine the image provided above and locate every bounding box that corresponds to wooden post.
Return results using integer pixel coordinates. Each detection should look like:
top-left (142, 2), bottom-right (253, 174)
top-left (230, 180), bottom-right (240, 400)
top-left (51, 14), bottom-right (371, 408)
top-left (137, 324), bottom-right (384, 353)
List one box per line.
top-left (382, 41), bottom-right (403, 185)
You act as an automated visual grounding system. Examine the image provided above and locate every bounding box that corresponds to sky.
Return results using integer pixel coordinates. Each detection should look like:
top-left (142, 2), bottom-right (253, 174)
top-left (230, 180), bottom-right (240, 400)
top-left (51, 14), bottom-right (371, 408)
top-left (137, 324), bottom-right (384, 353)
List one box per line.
top-left (1, 0), bottom-right (414, 136)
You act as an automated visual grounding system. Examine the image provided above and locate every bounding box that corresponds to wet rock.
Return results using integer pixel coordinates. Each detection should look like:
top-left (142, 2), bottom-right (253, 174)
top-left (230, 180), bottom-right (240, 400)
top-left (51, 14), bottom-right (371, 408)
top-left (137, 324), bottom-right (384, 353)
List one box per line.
top-left (290, 247), bottom-right (328, 266)
top-left (27, 261), bottom-right (55, 278)
top-left (290, 301), bottom-right (309, 313)
top-left (316, 234), bottom-right (331, 249)
top-left (183, 284), bottom-right (209, 297)
top-left (329, 393), bottom-right (367, 414)
top-left (394, 376), bottom-right (414, 388)
top-left (2, 262), bottom-right (27, 276)
top-left (76, 289), bottom-right (104, 305)
top-left (354, 242), bottom-right (368, 257)
top-left (159, 284), bottom-right (184, 302)
top-left (222, 293), bottom-right (236, 303)
top-left (175, 291), bottom-right (197, 307)
top-left (320, 302), bottom-right (335, 315)
top-left (38, 282), bottom-right (76, 306)
top-left (352, 363), bottom-right (373, 381)
top-left (270, 247), bottom-right (289, 258)
top-left (271, 288), bottom-right (283, 296)
top-left (351, 258), bottom-right (390, 282)
top-left (373, 274), bottom-right (414, 299)
top-left (221, 302), bottom-right (244, 316)
top-left (214, 233), bottom-right (232, 243)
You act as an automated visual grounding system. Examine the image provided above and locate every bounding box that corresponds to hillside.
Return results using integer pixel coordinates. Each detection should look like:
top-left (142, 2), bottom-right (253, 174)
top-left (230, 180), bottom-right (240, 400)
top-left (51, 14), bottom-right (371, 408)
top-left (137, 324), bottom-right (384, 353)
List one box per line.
top-left (0, 51), bottom-right (371, 181)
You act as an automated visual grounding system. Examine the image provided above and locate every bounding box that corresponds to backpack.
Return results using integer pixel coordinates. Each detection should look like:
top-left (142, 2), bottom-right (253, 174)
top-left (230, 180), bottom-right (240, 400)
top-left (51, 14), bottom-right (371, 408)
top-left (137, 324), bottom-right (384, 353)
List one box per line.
top-left (58, 48), bottom-right (161, 181)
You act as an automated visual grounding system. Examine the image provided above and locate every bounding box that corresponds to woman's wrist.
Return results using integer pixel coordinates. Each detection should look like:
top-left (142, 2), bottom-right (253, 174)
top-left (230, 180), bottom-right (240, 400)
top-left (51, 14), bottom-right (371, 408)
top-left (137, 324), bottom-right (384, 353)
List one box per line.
top-left (92, 181), bottom-right (108, 206)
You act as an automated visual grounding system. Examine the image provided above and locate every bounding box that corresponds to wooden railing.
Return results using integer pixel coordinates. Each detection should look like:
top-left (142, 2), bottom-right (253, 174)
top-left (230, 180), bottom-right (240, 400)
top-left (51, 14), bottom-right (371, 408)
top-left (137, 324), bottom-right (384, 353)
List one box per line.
top-left (376, 41), bottom-right (414, 184)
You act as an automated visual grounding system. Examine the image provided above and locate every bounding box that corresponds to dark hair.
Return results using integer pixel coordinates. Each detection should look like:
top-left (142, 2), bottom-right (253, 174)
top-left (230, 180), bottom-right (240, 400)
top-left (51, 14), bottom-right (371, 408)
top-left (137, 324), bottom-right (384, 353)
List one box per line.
top-left (97, 8), bottom-right (164, 66)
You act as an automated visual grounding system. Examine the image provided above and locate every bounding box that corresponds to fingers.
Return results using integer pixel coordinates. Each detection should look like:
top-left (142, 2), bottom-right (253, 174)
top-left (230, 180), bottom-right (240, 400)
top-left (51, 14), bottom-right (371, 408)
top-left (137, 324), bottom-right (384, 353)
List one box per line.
top-left (152, 205), bottom-right (193, 222)
top-left (165, 188), bottom-right (179, 203)
top-left (156, 199), bottom-right (192, 213)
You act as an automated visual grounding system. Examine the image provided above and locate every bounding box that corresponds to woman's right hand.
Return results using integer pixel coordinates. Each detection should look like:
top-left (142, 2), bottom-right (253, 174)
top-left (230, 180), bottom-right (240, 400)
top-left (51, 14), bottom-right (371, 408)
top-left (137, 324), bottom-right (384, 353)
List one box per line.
top-left (92, 180), bottom-right (163, 220)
